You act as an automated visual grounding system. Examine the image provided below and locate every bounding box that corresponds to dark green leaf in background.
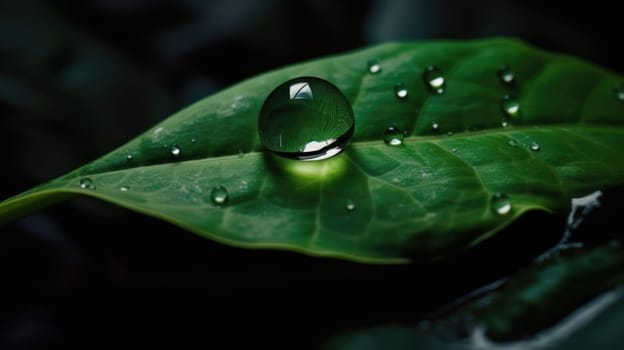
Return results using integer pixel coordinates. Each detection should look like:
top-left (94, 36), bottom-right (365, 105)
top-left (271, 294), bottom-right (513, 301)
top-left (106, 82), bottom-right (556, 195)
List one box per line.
top-left (1, 38), bottom-right (623, 262)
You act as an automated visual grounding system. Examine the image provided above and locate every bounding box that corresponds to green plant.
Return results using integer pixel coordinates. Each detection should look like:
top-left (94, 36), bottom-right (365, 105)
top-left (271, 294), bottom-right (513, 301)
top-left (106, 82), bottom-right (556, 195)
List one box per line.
top-left (1, 38), bottom-right (623, 347)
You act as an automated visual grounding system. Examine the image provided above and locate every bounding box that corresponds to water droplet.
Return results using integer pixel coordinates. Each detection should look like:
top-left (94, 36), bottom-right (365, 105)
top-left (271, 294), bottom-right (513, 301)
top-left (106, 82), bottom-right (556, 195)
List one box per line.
top-left (431, 122), bottom-right (439, 132)
top-left (501, 120), bottom-right (509, 128)
top-left (211, 185), bottom-right (229, 206)
top-left (367, 59), bottom-right (381, 74)
top-left (394, 82), bottom-right (408, 99)
top-left (614, 83), bottom-right (624, 101)
top-left (239, 180), bottom-right (248, 190)
top-left (423, 65), bottom-right (445, 94)
top-left (383, 126), bottom-right (404, 146)
top-left (508, 139), bottom-right (518, 147)
top-left (258, 77), bottom-right (354, 161)
top-left (126, 153), bottom-right (133, 161)
top-left (451, 148), bottom-right (457, 153)
top-left (79, 178), bottom-right (95, 190)
top-left (447, 131), bottom-right (453, 136)
top-left (530, 141), bottom-right (541, 151)
top-left (120, 185), bottom-right (130, 192)
top-left (501, 95), bottom-right (520, 118)
top-left (345, 200), bottom-right (356, 211)
top-left (497, 64), bottom-right (515, 84)
top-left (191, 138), bottom-right (196, 143)
top-left (170, 144), bottom-right (181, 157)
top-left (491, 193), bottom-right (512, 215)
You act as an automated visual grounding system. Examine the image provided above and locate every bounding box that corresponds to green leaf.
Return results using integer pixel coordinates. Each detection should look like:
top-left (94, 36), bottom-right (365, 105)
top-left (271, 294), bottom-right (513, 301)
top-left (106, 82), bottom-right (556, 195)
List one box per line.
top-left (1, 38), bottom-right (623, 262)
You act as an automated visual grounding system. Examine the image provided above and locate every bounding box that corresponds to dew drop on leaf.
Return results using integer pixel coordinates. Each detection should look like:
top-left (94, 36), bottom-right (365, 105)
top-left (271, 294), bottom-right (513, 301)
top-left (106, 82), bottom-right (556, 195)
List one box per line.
top-left (258, 77), bottom-right (354, 161)
top-left (614, 83), bottom-right (624, 101)
top-left (383, 126), bottom-right (404, 146)
top-left (423, 65), bottom-right (445, 94)
top-left (211, 185), bottom-right (229, 206)
top-left (491, 192), bottom-right (512, 215)
top-left (79, 178), bottom-right (95, 190)
top-left (120, 185), bottom-right (130, 192)
top-left (431, 122), bottom-right (439, 132)
top-left (508, 139), bottom-right (518, 147)
top-left (497, 64), bottom-right (515, 84)
top-left (367, 59), bottom-right (381, 74)
top-left (191, 138), bottom-right (196, 143)
top-left (345, 200), bottom-right (356, 212)
top-left (530, 141), bottom-right (541, 151)
top-left (501, 94), bottom-right (520, 118)
top-left (451, 148), bottom-right (458, 153)
top-left (394, 82), bottom-right (408, 99)
top-left (170, 144), bottom-right (181, 157)
top-left (501, 119), bottom-right (509, 128)
top-left (126, 153), bottom-right (133, 161)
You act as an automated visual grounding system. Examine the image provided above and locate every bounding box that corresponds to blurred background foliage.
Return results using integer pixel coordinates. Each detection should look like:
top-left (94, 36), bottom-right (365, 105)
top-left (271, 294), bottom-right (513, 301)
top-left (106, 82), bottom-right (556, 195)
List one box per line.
top-left (0, 0), bottom-right (622, 348)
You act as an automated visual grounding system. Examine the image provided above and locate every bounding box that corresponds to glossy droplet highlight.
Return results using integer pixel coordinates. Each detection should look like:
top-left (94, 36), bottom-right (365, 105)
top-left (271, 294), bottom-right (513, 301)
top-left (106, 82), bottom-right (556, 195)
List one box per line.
top-left (345, 200), bottom-right (356, 212)
top-left (501, 95), bottom-right (520, 118)
top-left (508, 139), bottom-right (518, 147)
top-left (614, 83), bottom-right (624, 101)
top-left (191, 138), bottom-right (196, 143)
top-left (170, 144), bottom-right (181, 157)
top-left (258, 77), bottom-right (354, 161)
top-left (501, 119), bottom-right (509, 128)
top-left (394, 82), bottom-right (408, 99)
top-left (423, 65), bottom-right (445, 94)
top-left (126, 154), bottom-right (133, 161)
top-left (368, 59), bottom-right (381, 74)
top-left (120, 185), bottom-right (130, 192)
top-left (383, 126), bottom-right (404, 146)
top-left (79, 178), bottom-right (95, 190)
top-left (530, 142), bottom-right (541, 151)
top-left (431, 122), bottom-right (439, 132)
top-left (211, 185), bottom-right (229, 206)
top-left (491, 193), bottom-right (512, 215)
top-left (497, 64), bottom-right (515, 84)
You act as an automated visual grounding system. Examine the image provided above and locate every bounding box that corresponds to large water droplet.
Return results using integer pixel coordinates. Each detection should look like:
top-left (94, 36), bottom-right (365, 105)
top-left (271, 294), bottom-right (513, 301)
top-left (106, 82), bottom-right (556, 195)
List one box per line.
top-left (530, 141), bottom-right (541, 151)
top-left (368, 59), bottom-right (381, 74)
top-left (345, 200), bottom-right (356, 212)
top-left (211, 185), bottom-right (229, 206)
top-left (394, 82), bottom-right (408, 99)
top-left (423, 65), bottom-right (445, 94)
top-left (501, 95), bottom-right (520, 118)
top-left (614, 83), bottom-right (624, 101)
top-left (497, 65), bottom-right (515, 84)
top-left (120, 185), bottom-right (130, 192)
top-left (79, 178), bottom-right (95, 190)
top-left (383, 126), bottom-right (404, 146)
top-left (258, 77), bottom-right (354, 161)
top-left (170, 144), bottom-right (181, 157)
top-left (491, 193), bottom-right (512, 215)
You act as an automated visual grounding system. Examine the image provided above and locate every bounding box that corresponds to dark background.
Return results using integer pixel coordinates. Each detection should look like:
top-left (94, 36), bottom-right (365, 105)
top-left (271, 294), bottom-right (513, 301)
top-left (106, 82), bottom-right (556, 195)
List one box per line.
top-left (1, 0), bottom-right (622, 348)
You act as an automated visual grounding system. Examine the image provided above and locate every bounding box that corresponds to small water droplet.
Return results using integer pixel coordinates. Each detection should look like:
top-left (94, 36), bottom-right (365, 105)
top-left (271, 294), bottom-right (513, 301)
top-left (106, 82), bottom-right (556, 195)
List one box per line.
top-left (501, 119), bottom-right (509, 128)
top-left (614, 83), bottom-right (624, 101)
top-left (508, 139), bottom-right (518, 147)
top-left (191, 138), bottom-right (196, 143)
top-left (79, 178), bottom-right (95, 190)
top-left (120, 185), bottom-right (130, 192)
top-left (258, 77), bottom-right (354, 161)
top-left (394, 82), bottom-right (408, 99)
top-left (170, 144), bottom-right (181, 157)
top-left (491, 193), bottom-right (512, 215)
top-left (345, 200), bottom-right (356, 211)
top-left (501, 95), bottom-right (520, 118)
top-left (211, 185), bottom-right (229, 206)
top-left (530, 141), bottom-right (541, 151)
top-left (126, 153), bottom-right (133, 161)
top-left (497, 65), bottom-right (515, 84)
top-left (451, 148), bottom-right (457, 153)
top-left (239, 180), bottom-right (248, 190)
top-left (423, 65), bottom-right (445, 94)
top-left (447, 131), bottom-right (453, 136)
top-left (431, 122), bottom-right (439, 132)
top-left (383, 126), bottom-right (404, 146)
top-left (367, 59), bottom-right (381, 74)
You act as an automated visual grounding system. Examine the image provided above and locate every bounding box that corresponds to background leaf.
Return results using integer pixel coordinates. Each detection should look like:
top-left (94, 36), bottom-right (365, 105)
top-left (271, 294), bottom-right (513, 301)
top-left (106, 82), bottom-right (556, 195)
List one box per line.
top-left (1, 38), bottom-right (623, 262)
